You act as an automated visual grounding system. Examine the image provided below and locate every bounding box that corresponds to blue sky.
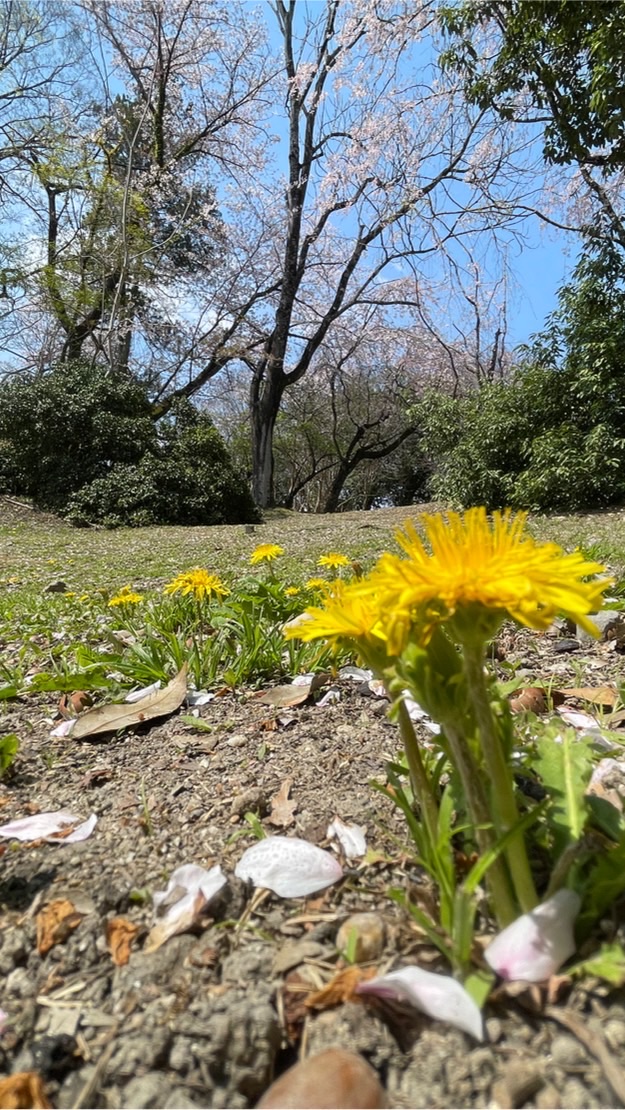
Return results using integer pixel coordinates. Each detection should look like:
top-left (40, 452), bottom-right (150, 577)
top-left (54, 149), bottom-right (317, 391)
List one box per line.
top-left (507, 228), bottom-right (577, 350)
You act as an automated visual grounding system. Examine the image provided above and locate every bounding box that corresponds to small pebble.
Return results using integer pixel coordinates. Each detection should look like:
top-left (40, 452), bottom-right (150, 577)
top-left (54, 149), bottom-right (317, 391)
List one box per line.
top-left (485, 1017), bottom-right (502, 1043)
top-left (550, 1034), bottom-right (587, 1067)
top-left (604, 1018), bottom-right (625, 1049)
top-left (336, 913), bottom-right (386, 963)
top-left (257, 1048), bottom-right (387, 1108)
top-left (535, 1084), bottom-right (561, 1109)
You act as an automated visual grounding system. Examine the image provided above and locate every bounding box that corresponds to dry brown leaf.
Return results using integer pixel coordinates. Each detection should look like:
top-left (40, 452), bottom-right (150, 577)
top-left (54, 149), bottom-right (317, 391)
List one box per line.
top-left (0, 1072), bottom-right (52, 1109)
top-left (70, 664), bottom-right (188, 739)
top-left (268, 778), bottom-right (297, 828)
top-left (58, 690), bottom-right (93, 719)
top-left (79, 767), bottom-right (113, 789)
top-left (561, 685), bottom-right (619, 708)
top-left (254, 684), bottom-right (311, 708)
top-left (305, 966), bottom-right (377, 1010)
top-left (509, 687), bottom-right (548, 714)
top-left (280, 968), bottom-right (319, 1044)
top-left (36, 899), bottom-right (83, 956)
top-left (254, 673), bottom-right (330, 709)
top-left (106, 916), bottom-right (140, 966)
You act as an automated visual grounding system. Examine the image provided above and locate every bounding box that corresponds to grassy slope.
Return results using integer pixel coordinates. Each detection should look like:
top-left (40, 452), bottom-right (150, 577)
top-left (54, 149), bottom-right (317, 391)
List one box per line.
top-left (2, 501), bottom-right (625, 594)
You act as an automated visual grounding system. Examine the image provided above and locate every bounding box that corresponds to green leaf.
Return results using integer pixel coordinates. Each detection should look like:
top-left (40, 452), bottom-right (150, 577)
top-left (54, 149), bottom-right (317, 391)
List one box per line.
top-left (578, 835), bottom-right (625, 937)
top-left (0, 685), bottom-right (18, 700)
top-left (24, 672), bottom-right (115, 694)
top-left (587, 793), bottom-right (625, 842)
top-left (463, 968), bottom-right (495, 1008)
top-left (0, 733), bottom-right (19, 775)
top-left (180, 715), bottom-right (213, 732)
top-left (535, 728), bottom-right (593, 852)
top-left (569, 943), bottom-right (625, 986)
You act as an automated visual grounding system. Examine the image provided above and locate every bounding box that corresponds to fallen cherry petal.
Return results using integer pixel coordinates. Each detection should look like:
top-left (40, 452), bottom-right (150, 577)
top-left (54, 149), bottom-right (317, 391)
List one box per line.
top-left (338, 665), bottom-right (373, 683)
top-left (356, 965), bottom-right (483, 1040)
top-left (152, 863), bottom-right (227, 918)
top-left (58, 813), bottom-right (97, 843)
top-left (316, 687), bottom-right (341, 707)
top-left (50, 719), bottom-right (75, 738)
top-left (589, 757), bottom-right (625, 788)
top-left (125, 680), bottom-right (162, 703)
top-left (147, 863), bottom-right (228, 951)
top-left (557, 707), bottom-right (598, 730)
top-left (185, 689), bottom-right (215, 706)
top-left (327, 817), bottom-right (367, 858)
top-left (0, 810), bottom-right (81, 841)
top-left (235, 836), bottom-right (343, 897)
top-left (368, 679), bottom-right (387, 698)
top-left (484, 889), bottom-right (581, 982)
top-left (403, 691), bottom-right (441, 735)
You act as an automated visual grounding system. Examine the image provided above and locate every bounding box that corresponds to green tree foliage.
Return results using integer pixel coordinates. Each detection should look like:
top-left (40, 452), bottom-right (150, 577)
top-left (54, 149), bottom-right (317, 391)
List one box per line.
top-left (0, 361), bottom-right (155, 509)
top-left (0, 365), bottom-right (258, 526)
top-left (422, 242), bottom-right (625, 511)
top-left (441, 0), bottom-right (625, 173)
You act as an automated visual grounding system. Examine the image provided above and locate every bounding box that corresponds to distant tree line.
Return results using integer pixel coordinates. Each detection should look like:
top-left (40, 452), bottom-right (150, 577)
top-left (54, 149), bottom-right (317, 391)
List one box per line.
top-left (1, 0), bottom-right (625, 522)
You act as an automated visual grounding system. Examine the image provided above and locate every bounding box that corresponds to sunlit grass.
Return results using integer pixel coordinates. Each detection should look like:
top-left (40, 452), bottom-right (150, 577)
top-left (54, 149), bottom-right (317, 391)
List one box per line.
top-left (3, 503), bottom-right (625, 700)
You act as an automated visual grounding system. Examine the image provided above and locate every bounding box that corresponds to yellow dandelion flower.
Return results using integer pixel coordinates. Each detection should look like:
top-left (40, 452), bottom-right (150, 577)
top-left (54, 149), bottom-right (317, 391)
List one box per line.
top-left (305, 577), bottom-right (329, 590)
top-left (250, 543), bottom-right (285, 565)
top-left (284, 586), bottom-right (300, 596)
top-left (284, 580), bottom-right (386, 654)
top-left (364, 508), bottom-right (608, 652)
top-left (163, 568), bottom-right (229, 600)
top-left (317, 551), bottom-right (350, 569)
top-left (108, 586), bottom-right (144, 607)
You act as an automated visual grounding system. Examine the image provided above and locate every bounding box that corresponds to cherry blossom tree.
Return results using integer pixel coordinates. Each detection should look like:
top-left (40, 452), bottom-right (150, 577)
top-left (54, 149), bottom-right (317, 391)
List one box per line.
top-left (0, 0), bottom-right (542, 509)
top-left (149, 0), bottom-right (540, 505)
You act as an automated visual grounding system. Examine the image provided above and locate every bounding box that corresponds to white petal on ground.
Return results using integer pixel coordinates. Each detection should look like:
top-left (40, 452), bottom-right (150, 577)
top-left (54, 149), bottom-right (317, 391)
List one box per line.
top-left (185, 690), bottom-right (215, 706)
top-left (403, 691), bottom-right (442, 735)
top-left (61, 814), bottom-right (98, 843)
top-left (147, 863), bottom-right (228, 951)
top-left (153, 863), bottom-right (227, 918)
top-left (235, 836), bottom-right (343, 897)
top-left (327, 817), bottom-right (367, 858)
top-left (356, 965), bottom-right (484, 1041)
top-left (50, 719), bottom-right (75, 738)
top-left (291, 673), bottom-right (316, 686)
top-left (125, 680), bottom-right (162, 703)
top-left (589, 757), bottom-right (625, 788)
top-left (338, 665), bottom-right (373, 682)
top-left (316, 687), bottom-right (341, 707)
top-left (0, 810), bottom-right (91, 842)
top-left (368, 679), bottom-right (388, 698)
top-left (557, 707), bottom-right (599, 730)
top-left (484, 889), bottom-right (581, 982)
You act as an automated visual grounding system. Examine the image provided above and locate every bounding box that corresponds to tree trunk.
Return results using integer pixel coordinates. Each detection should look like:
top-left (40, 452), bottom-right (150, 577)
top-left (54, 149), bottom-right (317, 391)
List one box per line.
top-left (251, 391), bottom-right (279, 508)
top-left (322, 462), bottom-right (351, 514)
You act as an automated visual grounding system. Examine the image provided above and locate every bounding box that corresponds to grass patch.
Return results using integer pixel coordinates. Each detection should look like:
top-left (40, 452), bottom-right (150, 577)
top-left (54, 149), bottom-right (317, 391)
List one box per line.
top-left (2, 501), bottom-right (625, 699)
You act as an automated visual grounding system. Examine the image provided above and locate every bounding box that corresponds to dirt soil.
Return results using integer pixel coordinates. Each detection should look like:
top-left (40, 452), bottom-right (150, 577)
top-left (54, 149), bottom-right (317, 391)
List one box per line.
top-left (3, 592), bottom-right (625, 1106)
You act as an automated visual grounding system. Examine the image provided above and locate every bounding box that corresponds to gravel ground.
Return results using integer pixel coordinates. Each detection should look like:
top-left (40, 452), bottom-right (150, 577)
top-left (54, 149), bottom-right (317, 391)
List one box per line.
top-left (2, 619), bottom-right (625, 1109)
top-left (3, 498), bottom-right (625, 1108)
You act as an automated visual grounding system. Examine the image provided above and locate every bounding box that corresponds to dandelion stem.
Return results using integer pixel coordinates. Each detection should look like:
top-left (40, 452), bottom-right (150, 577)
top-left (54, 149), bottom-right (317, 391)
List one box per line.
top-left (395, 698), bottom-right (440, 852)
top-left (463, 645), bottom-right (538, 914)
top-left (443, 721), bottom-right (517, 927)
